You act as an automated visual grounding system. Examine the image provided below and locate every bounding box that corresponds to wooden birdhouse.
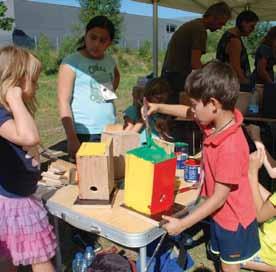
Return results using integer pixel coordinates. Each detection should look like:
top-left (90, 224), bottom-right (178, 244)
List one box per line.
top-left (124, 145), bottom-right (176, 217)
top-left (101, 131), bottom-right (140, 180)
top-left (76, 139), bottom-right (114, 203)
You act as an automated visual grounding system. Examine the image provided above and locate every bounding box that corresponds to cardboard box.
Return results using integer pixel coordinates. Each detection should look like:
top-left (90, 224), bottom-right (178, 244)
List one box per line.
top-left (101, 131), bottom-right (140, 180)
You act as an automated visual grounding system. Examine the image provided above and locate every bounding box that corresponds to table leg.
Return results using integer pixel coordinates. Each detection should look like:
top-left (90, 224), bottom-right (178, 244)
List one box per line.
top-left (53, 217), bottom-right (63, 272)
top-left (139, 246), bottom-right (147, 272)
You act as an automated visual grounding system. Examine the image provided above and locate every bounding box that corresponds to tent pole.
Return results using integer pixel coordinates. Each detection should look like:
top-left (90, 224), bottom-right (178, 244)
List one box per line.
top-left (152, 0), bottom-right (158, 76)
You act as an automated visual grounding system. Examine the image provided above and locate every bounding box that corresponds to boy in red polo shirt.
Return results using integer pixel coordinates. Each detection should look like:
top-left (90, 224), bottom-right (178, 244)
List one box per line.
top-left (146, 60), bottom-right (260, 272)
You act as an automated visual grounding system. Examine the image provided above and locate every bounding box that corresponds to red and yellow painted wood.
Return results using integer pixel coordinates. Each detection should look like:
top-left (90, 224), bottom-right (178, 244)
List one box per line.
top-left (124, 146), bottom-right (176, 216)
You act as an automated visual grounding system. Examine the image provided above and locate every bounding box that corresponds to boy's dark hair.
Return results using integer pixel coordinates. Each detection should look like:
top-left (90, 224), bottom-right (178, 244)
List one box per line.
top-left (236, 10), bottom-right (259, 29)
top-left (185, 60), bottom-right (239, 110)
top-left (204, 1), bottom-right (231, 18)
top-left (77, 15), bottom-right (115, 50)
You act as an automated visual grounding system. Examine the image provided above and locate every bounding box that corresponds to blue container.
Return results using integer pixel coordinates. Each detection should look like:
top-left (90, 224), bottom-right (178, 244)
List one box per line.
top-left (84, 245), bottom-right (95, 267)
top-left (184, 159), bottom-right (200, 183)
top-left (72, 252), bottom-right (84, 272)
top-left (175, 142), bottom-right (189, 170)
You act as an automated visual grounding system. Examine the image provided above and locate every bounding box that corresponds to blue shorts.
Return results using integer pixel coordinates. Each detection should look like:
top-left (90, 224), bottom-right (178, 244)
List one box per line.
top-left (210, 219), bottom-right (260, 264)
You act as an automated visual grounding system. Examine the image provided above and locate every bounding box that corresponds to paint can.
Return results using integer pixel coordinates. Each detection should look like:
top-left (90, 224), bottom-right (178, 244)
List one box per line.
top-left (184, 159), bottom-right (200, 183)
top-left (175, 142), bottom-right (189, 170)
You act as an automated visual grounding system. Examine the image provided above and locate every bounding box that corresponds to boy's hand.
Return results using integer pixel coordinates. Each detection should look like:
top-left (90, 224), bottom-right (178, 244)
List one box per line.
top-left (141, 103), bottom-right (159, 119)
top-left (162, 215), bottom-right (185, 236)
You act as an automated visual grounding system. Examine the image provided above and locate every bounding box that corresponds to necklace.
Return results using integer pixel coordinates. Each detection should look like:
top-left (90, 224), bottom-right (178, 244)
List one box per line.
top-left (209, 117), bottom-right (234, 136)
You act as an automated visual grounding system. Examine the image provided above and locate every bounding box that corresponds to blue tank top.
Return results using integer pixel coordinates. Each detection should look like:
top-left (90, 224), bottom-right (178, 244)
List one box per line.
top-left (62, 52), bottom-right (117, 134)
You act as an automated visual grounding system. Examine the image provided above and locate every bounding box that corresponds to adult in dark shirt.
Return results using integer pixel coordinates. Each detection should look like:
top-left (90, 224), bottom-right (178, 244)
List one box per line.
top-left (217, 10), bottom-right (259, 88)
top-left (254, 26), bottom-right (276, 84)
top-left (161, 1), bottom-right (231, 104)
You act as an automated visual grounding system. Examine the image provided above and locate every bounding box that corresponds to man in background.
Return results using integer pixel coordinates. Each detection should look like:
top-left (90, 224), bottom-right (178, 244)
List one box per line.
top-left (162, 1), bottom-right (231, 103)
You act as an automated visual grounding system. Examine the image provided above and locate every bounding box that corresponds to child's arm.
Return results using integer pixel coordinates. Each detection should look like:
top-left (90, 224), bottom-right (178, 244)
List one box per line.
top-left (123, 116), bottom-right (135, 131)
top-left (57, 64), bottom-right (80, 158)
top-left (146, 103), bottom-right (192, 119)
top-left (124, 118), bottom-right (144, 133)
top-left (0, 87), bottom-right (40, 146)
top-left (104, 123), bottom-right (124, 132)
top-left (113, 65), bottom-right (120, 91)
top-left (162, 182), bottom-right (231, 235)
top-left (246, 124), bottom-right (276, 178)
top-left (263, 153), bottom-right (276, 179)
top-left (130, 121), bottom-right (144, 133)
top-left (249, 150), bottom-right (276, 222)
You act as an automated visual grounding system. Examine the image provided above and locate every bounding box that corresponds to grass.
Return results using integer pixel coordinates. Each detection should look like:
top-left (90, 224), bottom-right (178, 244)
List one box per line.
top-left (34, 51), bottom-right (216, 271)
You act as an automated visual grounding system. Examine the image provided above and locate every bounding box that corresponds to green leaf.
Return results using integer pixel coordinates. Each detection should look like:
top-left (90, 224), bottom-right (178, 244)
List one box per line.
top-left (0, 2), bottom-right (14, 31)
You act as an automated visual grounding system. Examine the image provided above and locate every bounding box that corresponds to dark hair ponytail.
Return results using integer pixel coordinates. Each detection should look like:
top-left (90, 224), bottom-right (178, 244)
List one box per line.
top-left (77, 15), bottom-right (115, 51)
top-left (236, 10), bottom-right (259, 30)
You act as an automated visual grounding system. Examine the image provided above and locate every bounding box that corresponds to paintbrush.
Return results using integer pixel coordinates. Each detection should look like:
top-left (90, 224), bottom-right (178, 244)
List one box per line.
top-left (143, 97), bottom-right (153, 147)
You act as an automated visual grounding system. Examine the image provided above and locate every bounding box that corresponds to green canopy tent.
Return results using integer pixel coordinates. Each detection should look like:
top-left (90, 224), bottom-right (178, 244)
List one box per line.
top-left (133, 0), bottom-right (274, 75)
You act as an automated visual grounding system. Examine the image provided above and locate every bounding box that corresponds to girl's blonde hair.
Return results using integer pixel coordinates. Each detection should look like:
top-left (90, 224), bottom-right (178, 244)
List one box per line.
top-left (0, 45), bottom-right (41, 115)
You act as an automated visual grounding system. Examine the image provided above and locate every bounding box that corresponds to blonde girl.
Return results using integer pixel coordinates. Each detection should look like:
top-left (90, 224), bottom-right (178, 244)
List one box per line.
top-left (0, 46), bottom-right (56, 272)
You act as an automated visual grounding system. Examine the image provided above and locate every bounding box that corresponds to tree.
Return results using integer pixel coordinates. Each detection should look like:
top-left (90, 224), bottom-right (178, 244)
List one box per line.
top-left (78, 0), bottom-right (122, 42)
top-left (207, 22), bottom-right (233, 54)
top-left (0, 2), bottom-right (14, 31)
top-left (34, 34), bottom-right (58, 75)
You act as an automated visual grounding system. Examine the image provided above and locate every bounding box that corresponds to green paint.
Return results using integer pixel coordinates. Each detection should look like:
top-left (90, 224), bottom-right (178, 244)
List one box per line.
top-left (127, 144), bottom-right (175, 163)
top-left (145, 126), bottom-right (153, 147)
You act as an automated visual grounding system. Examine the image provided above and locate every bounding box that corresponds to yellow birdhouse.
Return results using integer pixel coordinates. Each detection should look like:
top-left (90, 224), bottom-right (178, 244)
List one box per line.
top-left (76, 139), bottom-right (114, 203)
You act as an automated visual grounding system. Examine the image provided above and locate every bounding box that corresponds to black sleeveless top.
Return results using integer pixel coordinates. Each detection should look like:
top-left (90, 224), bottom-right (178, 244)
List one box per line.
top-left (216, 31), bottom-right (251, 80)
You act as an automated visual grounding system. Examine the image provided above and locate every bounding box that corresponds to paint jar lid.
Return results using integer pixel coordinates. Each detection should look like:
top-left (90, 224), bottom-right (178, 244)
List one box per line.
top-left (185, 159), bottom-right (200, 166)
top-left (175, 142), bottom-right (189, 147)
